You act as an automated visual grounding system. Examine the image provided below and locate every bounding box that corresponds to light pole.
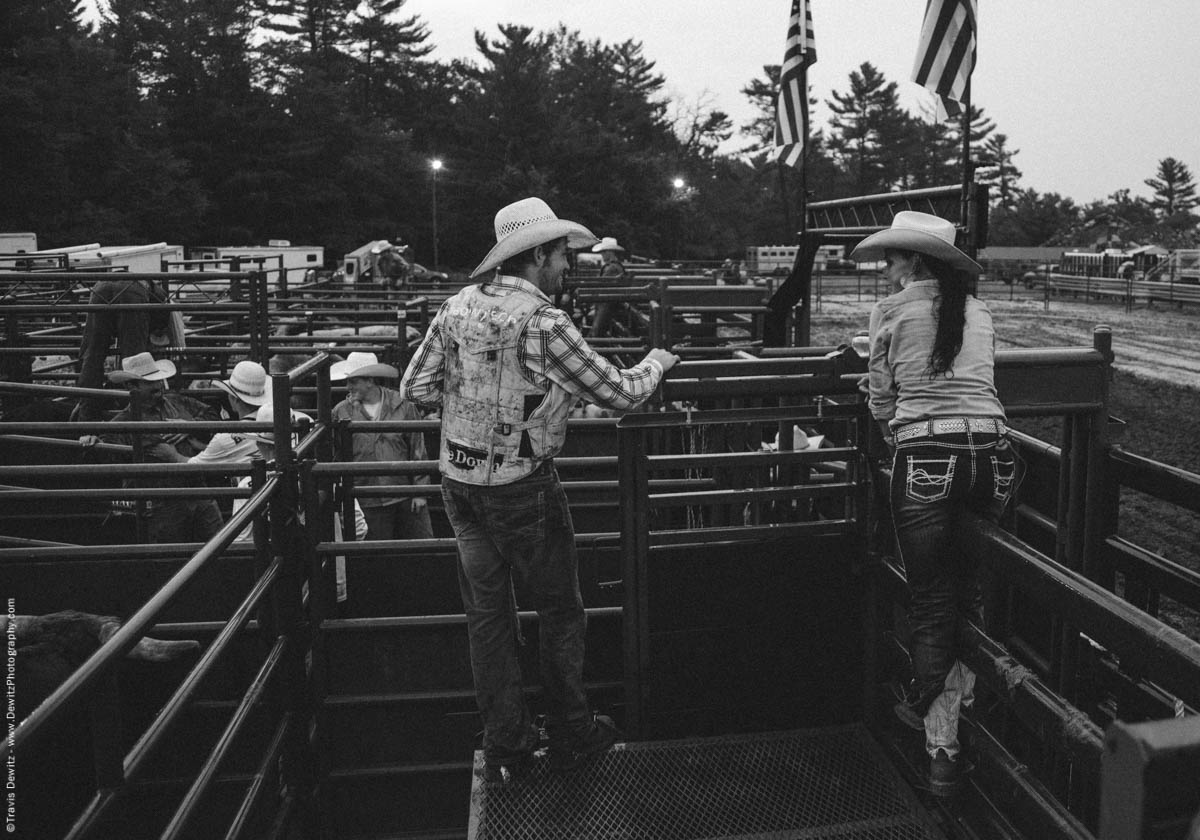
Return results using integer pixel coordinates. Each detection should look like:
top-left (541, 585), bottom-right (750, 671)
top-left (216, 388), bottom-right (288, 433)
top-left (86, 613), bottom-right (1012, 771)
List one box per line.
top-left (430, 158), bottom-right (443, 268)
top-left (671, 177), bottom-right (687, 260)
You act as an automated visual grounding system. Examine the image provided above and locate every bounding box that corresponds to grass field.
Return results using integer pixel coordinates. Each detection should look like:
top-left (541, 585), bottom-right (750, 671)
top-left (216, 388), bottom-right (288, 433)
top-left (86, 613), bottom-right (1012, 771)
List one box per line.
top-left (807, 286), bottom-right (1200, 638)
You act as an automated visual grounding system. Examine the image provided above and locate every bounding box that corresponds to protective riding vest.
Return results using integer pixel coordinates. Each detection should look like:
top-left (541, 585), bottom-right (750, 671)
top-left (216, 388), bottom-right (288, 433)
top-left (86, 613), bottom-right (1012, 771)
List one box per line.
top-left (438, 284), bottom-right (574, 485)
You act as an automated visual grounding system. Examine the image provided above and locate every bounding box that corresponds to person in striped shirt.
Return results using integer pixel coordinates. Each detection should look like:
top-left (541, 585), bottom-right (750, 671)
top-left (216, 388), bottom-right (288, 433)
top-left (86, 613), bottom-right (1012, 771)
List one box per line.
top-left (401, 197), bottom-right (678, 784)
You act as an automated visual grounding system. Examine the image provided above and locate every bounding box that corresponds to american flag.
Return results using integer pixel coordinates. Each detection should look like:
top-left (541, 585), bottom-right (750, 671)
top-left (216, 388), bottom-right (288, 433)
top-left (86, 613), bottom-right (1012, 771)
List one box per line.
top-left (772, 0), bottom-right (816, 168)
top-left (912, 0), bottom-right (976, 119)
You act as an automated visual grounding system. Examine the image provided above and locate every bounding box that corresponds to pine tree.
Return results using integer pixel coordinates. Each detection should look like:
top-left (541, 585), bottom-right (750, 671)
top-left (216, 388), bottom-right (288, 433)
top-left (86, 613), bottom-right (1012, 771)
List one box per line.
top-left (1144, 157), bottom-right (1199, 217)
top-left (977, 133), bottom-right (1023, 208)
top-left (824, 63), bottom-right (904, 196)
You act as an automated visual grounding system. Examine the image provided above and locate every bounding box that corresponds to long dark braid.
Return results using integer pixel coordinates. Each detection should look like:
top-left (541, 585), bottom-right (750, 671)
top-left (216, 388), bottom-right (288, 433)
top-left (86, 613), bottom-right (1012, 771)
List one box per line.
top-left (920, 253), bottom-right (968, 377)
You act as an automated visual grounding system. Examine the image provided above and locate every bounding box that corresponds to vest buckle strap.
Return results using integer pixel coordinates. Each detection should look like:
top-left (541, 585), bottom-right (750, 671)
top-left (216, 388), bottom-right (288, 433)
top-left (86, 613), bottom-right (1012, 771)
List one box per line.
top-left (494, 423), bottom-right (512, 435)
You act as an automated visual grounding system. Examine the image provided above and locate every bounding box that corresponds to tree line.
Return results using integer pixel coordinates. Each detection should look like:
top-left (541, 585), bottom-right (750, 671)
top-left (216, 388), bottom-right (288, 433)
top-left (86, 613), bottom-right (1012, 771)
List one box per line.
top-left (3, 0), bottom-right (1196, 270)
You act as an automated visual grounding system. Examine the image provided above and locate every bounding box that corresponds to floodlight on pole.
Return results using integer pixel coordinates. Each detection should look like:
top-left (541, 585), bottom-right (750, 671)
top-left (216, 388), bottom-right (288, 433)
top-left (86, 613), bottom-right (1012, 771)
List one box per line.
top-left (430, 159), bottom-right (443, 268)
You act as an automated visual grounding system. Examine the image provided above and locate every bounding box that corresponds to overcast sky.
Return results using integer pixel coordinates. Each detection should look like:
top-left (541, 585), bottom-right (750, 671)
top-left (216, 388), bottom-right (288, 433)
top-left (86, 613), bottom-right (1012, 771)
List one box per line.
top-left (402, 0), bottom-right (1200, 205)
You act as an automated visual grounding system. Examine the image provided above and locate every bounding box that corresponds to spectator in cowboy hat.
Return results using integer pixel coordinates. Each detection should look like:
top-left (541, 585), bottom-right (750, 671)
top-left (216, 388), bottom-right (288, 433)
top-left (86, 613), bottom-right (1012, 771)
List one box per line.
top-left (588, 236), bottom-right (627, 338)
top-left (331, 352), bottom-right (433, 542)
top-left (402, 196), bottom-right (679, 783)
top-left (851, 211), bottom-right (1013, 797)
top-left (189, 361), bottom-right (272, 468)
top-left (79, 352), bottom-right (223, 544)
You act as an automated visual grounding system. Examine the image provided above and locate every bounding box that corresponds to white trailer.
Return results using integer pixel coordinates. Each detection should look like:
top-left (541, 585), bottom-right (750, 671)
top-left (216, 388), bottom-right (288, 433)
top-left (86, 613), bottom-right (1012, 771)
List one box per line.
top-left (189, 242), bottom-right (324, 287)
top-left (94, 243), bottom-right (186, 273)
top-left (341, 240), bottom-right (392, 284)
top-left (0, 233), bottom-right (38, 254)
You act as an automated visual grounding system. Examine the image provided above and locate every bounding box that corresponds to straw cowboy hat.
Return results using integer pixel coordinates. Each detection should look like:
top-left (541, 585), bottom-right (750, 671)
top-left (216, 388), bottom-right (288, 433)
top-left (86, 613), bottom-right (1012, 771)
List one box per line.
top-left (213, 360), bottom-right (271, 406)
top-left (849, 211), bottom-right (981, 275)
top-left (592, 236), bottom-right (625, 253)
top-left (107, 352), bottom-right (177, 383)
top-left (329, 352), bottom-right (399, 382)
top-left (470, 197), bottom-right (598, 279)
top-left (246, 403), bottom-right (312, 445)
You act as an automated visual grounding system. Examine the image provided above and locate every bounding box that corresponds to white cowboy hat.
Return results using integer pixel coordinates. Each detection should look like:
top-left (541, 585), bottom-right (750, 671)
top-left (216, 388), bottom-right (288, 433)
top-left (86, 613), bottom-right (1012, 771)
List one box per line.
top-left (247, 403), bottom-right (312, 445)
top-left (592, 236), bottom-right (625, 253)
top-left (213, 360), bottom-right (271, 406)
top-left (107, 352), bottom-right (176, 383)
top-left (470, 197), bottom-right (598, 279)
top-left (849, 211), bottom-right (981, 275)
top-left (329, 351), bottom-right (399, 382)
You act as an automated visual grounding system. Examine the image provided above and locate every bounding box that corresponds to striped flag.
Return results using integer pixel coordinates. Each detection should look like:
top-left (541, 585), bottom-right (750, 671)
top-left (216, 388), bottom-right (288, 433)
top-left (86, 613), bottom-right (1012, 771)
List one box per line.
top-left (911, 0), bottom-right (976, 119)
top-left (772, 0), bottom-right (816, 168)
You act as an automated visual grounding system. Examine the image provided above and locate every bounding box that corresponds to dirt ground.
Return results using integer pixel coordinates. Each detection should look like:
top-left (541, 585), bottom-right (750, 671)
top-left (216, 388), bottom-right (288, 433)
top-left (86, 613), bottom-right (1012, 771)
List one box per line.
top-left (807, 283), bottom-right (1200, 391)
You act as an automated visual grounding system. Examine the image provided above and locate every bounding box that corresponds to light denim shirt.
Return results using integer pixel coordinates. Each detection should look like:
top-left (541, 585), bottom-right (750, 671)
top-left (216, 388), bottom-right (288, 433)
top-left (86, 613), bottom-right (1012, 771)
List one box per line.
top-left (867, 280), bottom-right (1005, 429)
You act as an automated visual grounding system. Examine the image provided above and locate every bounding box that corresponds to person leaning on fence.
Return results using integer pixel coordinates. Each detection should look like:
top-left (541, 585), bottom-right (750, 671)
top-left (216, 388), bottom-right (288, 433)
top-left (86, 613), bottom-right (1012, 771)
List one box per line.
top-left (73, 276), bottom-right (171, 422)
top-left (188, 361), bottom-right (272, 468)
top-left (400, 197), bottom-right (680, 785)
top-left (587, 236), bottom-right (627, 338)
top-left (78, 352), bottom-right (224, 544)
top-left (852, 212), bottom-right (1016, 797)
top-left (331, 352), bottom-right (433, 541)
top-left (186, 361), bottom-right (272, 517)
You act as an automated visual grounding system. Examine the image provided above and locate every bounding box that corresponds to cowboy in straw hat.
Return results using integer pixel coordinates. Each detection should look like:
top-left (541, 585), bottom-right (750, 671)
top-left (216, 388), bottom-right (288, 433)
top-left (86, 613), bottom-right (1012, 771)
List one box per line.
top-left (189, 361), bottom-right (272, 467)
top-left (468, 196), bottom-right (600, 280)
top-left (105, 351), bottom-right (177, 383)
top-left (329, 351), bottom-right (400, 382)
top-left (402, 196), bottom-right (679, 782)
top-left (331, 352), bottom-right (433, 542)
top-left (855, 210), bottom-right (1009, 797)
top-left (80, 352), bottom-right (225, 543)
top-left (587, 236), bottom-right (628, 338)
top-left (212, 360), bottom-right (272, 407)
top-left (591, 236), bottom-right (625, 254)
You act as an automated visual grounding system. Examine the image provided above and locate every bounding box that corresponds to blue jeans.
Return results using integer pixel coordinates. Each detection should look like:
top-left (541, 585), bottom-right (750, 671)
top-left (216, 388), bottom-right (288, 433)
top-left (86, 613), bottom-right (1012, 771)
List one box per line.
top-left (441, 463), bottom-right (589, 765)
top-left (361, 500), bottom-right (434, 540)
top-left (144, 497), bottom-right (225, 544)
top-left (890, 425), bottom-right (1015, 717)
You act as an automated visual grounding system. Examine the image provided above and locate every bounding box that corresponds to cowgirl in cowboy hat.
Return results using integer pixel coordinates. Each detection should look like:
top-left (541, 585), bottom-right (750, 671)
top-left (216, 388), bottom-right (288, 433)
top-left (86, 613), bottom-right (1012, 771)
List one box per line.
top-left (852, 211), bottom-right (1016, 796)
top-left (330, 352), bottom-right (434, 543)
top-left (402, 197), bottom-right (679, 783)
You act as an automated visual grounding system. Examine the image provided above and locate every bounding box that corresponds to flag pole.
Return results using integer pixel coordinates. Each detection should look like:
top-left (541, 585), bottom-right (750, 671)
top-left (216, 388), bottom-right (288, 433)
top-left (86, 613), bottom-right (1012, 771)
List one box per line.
top-left (778, 161), bottom-right (792, 241)
top-left (960, 79), bottom-right (972, 254)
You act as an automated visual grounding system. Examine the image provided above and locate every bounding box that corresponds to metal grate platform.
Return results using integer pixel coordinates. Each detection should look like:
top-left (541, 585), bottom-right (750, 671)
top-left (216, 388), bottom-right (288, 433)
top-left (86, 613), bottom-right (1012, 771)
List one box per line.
top-left (468, 724), bottom-right (946, 839)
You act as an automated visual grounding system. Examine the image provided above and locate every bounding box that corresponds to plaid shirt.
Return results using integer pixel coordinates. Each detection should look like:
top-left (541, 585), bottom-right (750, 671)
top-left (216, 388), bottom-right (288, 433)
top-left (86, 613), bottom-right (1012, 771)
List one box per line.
top-left (401, 274), bottom-right (663, 411)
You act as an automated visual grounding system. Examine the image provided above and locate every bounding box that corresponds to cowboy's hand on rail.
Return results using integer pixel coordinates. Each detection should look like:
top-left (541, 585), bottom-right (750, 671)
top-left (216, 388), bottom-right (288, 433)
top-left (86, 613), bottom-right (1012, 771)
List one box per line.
top-left (411, 497), bottom-right (427, 515)
top-left (78, 435), bottom-right (100, 448)
top-left (646, 348), bottom-right (681, 373)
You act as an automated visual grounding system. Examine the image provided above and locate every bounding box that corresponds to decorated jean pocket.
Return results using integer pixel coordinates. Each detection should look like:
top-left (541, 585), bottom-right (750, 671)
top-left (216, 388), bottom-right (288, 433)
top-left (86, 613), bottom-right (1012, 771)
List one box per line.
top-left (904, 454), bottom-right (957, 503)
top-left (990, 453), bottom-right (1016, 502)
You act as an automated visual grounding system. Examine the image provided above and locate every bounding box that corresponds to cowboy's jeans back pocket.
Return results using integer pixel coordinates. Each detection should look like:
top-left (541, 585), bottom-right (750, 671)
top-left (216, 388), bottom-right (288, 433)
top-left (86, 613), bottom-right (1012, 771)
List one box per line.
top-left (905, 454), bottom-right (957, 503)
